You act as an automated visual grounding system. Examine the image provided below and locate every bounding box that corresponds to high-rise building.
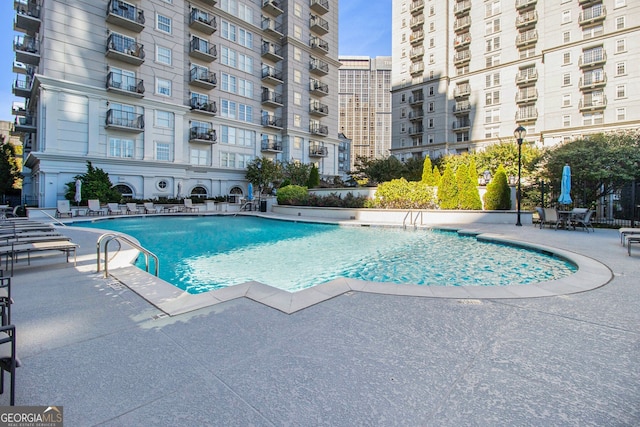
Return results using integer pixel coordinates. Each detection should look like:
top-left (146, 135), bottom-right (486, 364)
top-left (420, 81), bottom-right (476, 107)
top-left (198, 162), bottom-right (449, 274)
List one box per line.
top-left (339, 56), bottom-right (392, 170)
top-left (12, 0), bottom-right (340, 207)
top-left (391, 0), bottom-right (640, 161)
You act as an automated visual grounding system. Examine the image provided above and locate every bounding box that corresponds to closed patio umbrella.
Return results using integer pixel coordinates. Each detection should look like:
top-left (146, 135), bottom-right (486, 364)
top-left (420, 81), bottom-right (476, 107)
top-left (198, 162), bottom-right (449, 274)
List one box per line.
top-left (558, 164), bottom-right (572, 206)
top-left (74, 179), bottom-right (82, 207)
top-left (247, 183), bottom-right (254, 201)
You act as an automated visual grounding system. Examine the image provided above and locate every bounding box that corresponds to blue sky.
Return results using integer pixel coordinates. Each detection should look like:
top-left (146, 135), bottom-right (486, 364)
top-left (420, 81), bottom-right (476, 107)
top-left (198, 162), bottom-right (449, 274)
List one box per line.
top-left (0, 0), bottom-right (392, 122)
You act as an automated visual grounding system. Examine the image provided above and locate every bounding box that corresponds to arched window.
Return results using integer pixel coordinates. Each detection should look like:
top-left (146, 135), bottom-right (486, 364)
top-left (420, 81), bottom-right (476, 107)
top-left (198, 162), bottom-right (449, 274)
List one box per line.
top-left (114, 184), bottom-right (134, 199)
top-left (190, 186), bottom-right (208, 199)
top-left (229, 186), bottom-right (243, 203)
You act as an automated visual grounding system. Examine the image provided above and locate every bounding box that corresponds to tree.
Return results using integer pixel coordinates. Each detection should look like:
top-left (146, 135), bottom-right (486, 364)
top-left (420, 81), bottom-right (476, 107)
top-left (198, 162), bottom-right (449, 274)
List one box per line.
top-left (0, 141), bottom-right (21, 200)
top-left (421, 156), bottom-right (435, 185)
top-left (483, 164), bottom-right (511, 210)
top-left (246, 157), bottom-right (282, 193)
top-left (403, 157), bottom-right (424, 182)
top-left (307, 164), bottom-right (320, 188)
top-left (350, 156), bottom-right (406, 185)
top-left (64, 161), bottom-right (121, 204)
top-left (456, 164), bottom-right (482, 210)
top-left (432, 166), bottom-right (441, 185)
top-left (281, 161), bottom-right (311, 187)
top-left (437, 164), bottom-right (458, 209)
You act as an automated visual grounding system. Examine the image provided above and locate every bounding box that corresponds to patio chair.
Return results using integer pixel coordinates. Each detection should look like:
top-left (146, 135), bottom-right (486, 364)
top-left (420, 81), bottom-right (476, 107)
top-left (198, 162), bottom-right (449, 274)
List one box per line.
top-left (143, 202), bottom-right (161, 214)
top-left (0, 277), bottom-right (11, 325)
top-left (542, 208), bottom-right (560, 229)
top-left (572, 209), bottom-right (594, 232)
top-left (126, 203), bottom-right (142, 214)
top-left (55, 200), bottom-right (73, 218)
top-left (107, 203), bottom-right (124, 215)
top-left (0, 324), bottom-right (20, 405)
top-left (183, 199), bottom-right (200, 212)
top-left (87, 199), bottom-right (104, 216)
top-left (534, 207), bottom-right (544, 229)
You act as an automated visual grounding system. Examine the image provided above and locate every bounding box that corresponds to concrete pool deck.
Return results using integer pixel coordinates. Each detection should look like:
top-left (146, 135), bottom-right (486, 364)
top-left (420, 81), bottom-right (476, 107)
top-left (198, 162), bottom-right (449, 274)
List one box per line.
top-left (3, 214), bottom-right (639, 425)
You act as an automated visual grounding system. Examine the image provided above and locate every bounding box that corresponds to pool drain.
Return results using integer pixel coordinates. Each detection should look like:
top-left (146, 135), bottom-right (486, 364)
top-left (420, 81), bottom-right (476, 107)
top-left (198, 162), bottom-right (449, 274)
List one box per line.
top-left (457, 299), bottom-right (482, 305)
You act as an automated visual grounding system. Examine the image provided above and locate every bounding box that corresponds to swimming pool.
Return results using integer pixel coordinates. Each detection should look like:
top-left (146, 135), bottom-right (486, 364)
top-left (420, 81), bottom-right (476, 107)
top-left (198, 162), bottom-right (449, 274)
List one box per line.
top-left (77, 216), bottom-right (576, 293)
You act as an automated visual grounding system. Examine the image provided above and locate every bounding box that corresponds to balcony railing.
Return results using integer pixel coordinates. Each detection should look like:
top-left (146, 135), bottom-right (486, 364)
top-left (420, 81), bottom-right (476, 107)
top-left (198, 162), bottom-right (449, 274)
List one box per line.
top-left (190, 98), bottom-right (217, 115)
top-left (189, 126), bottom-right (217, 143)
top-left (107, 0), bottom-right (145, 32)
top-left (579, 51), bottom-right (606, 68)
top-left (309, 58), bottom-right (329, 75)
top-left (516, 69), bottom-right (538, 85)
top-left (579, 6), bottom-right (606, 25)
top-left (410, 0), bottom-right (424, 15)
top-left (579, 73), bottom-right (607, 89)
top-left (453, 101), bottom-right (471, 114)
top-left (452, 120), bottom-right (471, 131)
top-left (190, 37), bottom-right (217, 62)
top-left (12, 75), bottom-right (32, 98)
top-left (261, 138), bottom-right (283, 152)
top-left (515, 89), bottom-right (538, 103)
top-left (106, 109), bottom-right (144, 131)
top-left (262, 17), bottom-right (283, 37)
top-left (516, 10), bottom-right (538, 28)
top-left (190, 67), bottom-right (217, 89)
top-left (409, 94), bottom-right (424, 105)
top-left (515, 30), bottom-right (538, 47)
top-left (453, 16), bottom-right (471, 32)
top-left (310, 15), bottom-right (329, 35)
top-left (408, 110), bottom-right (424, 121)
top-left (262, 114), bottom-right (283, 129)
top-left (106, 72), bottom-right (145, 97)
top-left (310, 123), bottom-right (328, 136)
top-left (106, 34), bottom-right (145, 65)
top-left (189, 8), bottom-right (217, 35)
top-left (14, 0), bottom-right (41, 34)
top-left (261, 41), bottom-right (283, 61)
top-left (310, 36), bottom-right (329, 54)
top-left (410, 15), bottom-right (424, 29)
top-left (410, 62), bottom-right (424, 75)
top-left (515, 108), bottom-right (538, 122)
top-left (454, 84), bottom-right (471, 98)
top-left (310, 0), bottom-right (329, 15)
top-left (410, 46), bottom-right (424, 59)
top-left (454, 0), bottom-right (471, 16)
top-left (14, 35), bottom-right (40, 65)
top-left (579, 95), bottom-right (607, 112)
top-left (262, 65), bottom-right (283, 84)
top-left (14, 115), bottom-right (36, 133)
top-left (410, 30), bottom-right (424, 45)
top-left (310, 79), bottom-right (329, 96)
top-left (453, 50), bottom-right (471, 65)
top-left (262, 0), bottom-right (284, 16)
top-left (309, 145), bottom-right (328, 157)
top-left (309, 101), bottom-right (329, 116)
top-left (261, 90), bottom-right (283, 106)
top-left (515, 0), bottom-right (536, 10)
top-left (409, 126), bottom-right (424, 136)
top-left (454, 33), bottom-right (471, 48)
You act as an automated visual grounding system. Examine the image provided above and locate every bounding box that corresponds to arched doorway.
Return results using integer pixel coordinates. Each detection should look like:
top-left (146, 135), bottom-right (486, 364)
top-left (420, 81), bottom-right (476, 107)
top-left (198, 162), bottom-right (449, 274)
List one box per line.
top-left (114, 184), bottom-right (134, 199)
top-left (229, 186), bottom-right (243, 203)
top-left (190, 186), bottom-right (208, 199)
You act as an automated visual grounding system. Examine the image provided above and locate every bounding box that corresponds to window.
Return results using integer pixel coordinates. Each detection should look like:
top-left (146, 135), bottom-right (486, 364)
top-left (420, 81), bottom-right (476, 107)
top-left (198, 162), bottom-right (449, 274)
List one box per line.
top-left (294, 25), bottom-right (302, 40)
top-left (486, 37), bottom-right (500, 53)
top-left (401, 93), bottom-right (406, 102)
top-left (427, 118), bottom-right (434, 128)
top-left (109, 138), bottom-right (134, 158)
top-left (616, 16), bottom-right (625, 30)
top-left (238, 28), bottom-right (253, 48)
top-left (485, 54), bottom-right (500, 68)
top-left (563, 52), bottom-right (571, 65)
top-left (400, 108), bottom-right (406, 118)
top-left (221, 73), bottom-right (237, 93)
top-left (616, 85), bottom-right (626, 98)
top-left (428, 102), bottom-right (434, 112)
top-left (519, 47), bottom-right (535, 59)
top-left (156, 78), bottom-right (171, 96)
top-left (221, 99), bottom-right (236, 119)
top-left (616, 62), bottom-right (626, 76)
top-left (583, 25), bottom-right (603, 39)
top-left (562, 73), bottom-right (571, 85)
top-left (615, 0), bottom-right (626, 7)
top-left (109, 67), bottom-right (136, 90)
top-left (156, 110), bottom-right (173, 128)
top-left (238, 104), bottom-right (252, 122)
top-left (294, 92), bottom-right (301, 105)
top-left (429, 86), bottom-right (434, 96)
top-left (562, 10), bottom-right (571, 24)
top-left (238, 79), bottom-right (253, 98)
top-left (562, 94), bottom-right (571, 107)
top-left (221, 47), bottom-right (237, 67)
top-left (485, 1), bottom-right (500, 18)
top-left (221, 20), bottom-right (236, 42)
top-left (238, 3), bottom-right (252, 24)
top-left (429, 38), bottom-right (435, 48)
top-left (293, 114), bottom-right (301, 128)
top-left (294, 47), bottom-right (302, 61)
top-left (583, 112), bottom-right (603, 126)
top-left (485, 91), bottom-right (500, 106)
top-left (616, 39), bottom-right (626, 54)
top-left (485, 72), bottom-right (500, 88)
top-left (485, 19), bottom-right (500, 35)
top-left (156, 46), bottom-right (172, 65)
top-left (294, 70), bottom-right (302, 83)
top-left (616, 108), bottom-right (626, 121)
top-left (294, 136), bottom-right (302, 149)
top-left (156, 14), bottom-right (171, 33)
top-left (220, 152), bottom-right (236, 168)
top-left (294, 2), bottom-right (302, 17)
top-left (429, 22), bottom-right (435, 32)
top-left (157, 180), bottom-right (168, 191)
top-left (563, 115), bottom-right (571, 127)
top-left (155, 143), bottom-right (171, 161)
top-left (563, 31), bottom-right (571, 43)
top-left (485, 108), bottom-right (500, 124)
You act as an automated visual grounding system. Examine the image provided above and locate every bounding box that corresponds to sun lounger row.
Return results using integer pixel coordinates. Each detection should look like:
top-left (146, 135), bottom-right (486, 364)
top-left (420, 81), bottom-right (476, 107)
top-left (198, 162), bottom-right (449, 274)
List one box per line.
top-left (56, 199), bottom-right (201, 217)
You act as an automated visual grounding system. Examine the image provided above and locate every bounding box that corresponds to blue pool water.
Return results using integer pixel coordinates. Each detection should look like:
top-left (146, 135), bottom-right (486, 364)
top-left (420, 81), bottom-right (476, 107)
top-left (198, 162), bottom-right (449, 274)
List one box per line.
top-left (77, 216), bottom-right (577, 293)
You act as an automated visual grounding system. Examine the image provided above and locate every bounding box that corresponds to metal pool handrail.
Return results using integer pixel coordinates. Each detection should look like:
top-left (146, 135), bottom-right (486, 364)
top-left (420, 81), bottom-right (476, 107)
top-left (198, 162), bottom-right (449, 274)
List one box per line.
top-left (403, 210), bottom-right (424, 229)
top-left (96, 233), bottom-right (159, 278)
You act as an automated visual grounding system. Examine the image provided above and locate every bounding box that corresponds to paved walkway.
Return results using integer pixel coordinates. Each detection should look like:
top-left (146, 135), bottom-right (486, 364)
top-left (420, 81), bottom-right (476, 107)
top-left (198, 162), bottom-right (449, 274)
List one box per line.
top-left (3, 216), bottom-right (639, 426)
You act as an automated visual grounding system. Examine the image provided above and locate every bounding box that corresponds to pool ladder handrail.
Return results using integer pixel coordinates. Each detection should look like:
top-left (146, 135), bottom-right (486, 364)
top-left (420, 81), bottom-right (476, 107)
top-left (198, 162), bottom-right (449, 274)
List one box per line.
top-left (403, 210), bottom-right (424, 229)
top-left (96, 233), bottom-right (159, 278)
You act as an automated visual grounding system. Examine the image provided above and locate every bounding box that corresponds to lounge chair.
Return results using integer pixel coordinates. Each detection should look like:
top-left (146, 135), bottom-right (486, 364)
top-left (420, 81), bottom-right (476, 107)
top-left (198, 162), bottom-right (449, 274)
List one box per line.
top-left (571, 209), bottom-right (594, 232)
top-left (183, 199), bottom-right (199, 212)
top-left (87, 199), bottom-right (104, 216)
top-left (534, 207), bottom-right (544, 229)
top-left (0, 324), bottom-right (20, 405)
top-left (56, 200), bottom-right (73, 218)
top-left (107, 203), bottom-right (124, 215)
top-left (126, 203), bottom-right (142, 214)
top-left (143, 202), bottom-right (161, 214)
top-left (541, 208), bottom-right (560, 229)
top-left (619, 228), bottom-right (640, 246)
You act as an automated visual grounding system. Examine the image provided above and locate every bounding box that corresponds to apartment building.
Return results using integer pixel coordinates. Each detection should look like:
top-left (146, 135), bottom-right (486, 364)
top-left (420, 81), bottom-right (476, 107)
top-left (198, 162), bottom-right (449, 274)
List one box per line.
top-left (391, 0), bottom-right (640, 161)
top-left (12, 0), bottom-right (340, 207)
top-left (338, 56), bottom-right (392, 171)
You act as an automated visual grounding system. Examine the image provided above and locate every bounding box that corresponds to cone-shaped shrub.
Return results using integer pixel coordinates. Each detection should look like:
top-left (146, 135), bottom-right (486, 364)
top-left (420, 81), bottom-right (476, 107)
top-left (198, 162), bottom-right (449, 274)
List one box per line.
top-left (483, 164), bottom-right (511, 210)
top-left (437, 164), bottom-right (458, 209)
top-left (456, 164), bottom-right (482, 210)
top-left (421, 157), bottom-right (435, 185)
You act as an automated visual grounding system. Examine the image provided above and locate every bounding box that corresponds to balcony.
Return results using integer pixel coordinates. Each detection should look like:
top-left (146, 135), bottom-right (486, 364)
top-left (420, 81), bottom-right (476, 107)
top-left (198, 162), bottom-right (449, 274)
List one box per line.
top-left (409, 94), bottom-right (424, 105)
top-left (309, 58), bottom-right (329, 76)
top-left (261, 65), bottom-right (283, 85)
top-left (106, 34), bottom-right (145, 65)
top-left (579, 6), bottom-right (606, 25)
top-left (516, 88), bottom-right (538, 104)
top-left (310, 79), bottom-right (329, 96)
top-left (310, 36), bottom-right (329, 54)
top-left (408, 110), bottom-right (424, 122)
top-left (262, 0), bottom-right (283, 17)
top-left (579, 51), bottom-right (606, 68)
top-left (454, 0), bottom-right (471, 16)
top-left (410, 0), bottom-right (424, 16)
top-left (189, 37), bottom-right (217, 62)
top-left (453, 101), bottom-right (471, 115)
top-left (579, 95), bottom-right (607, 112)
top-left (189, 67), bottom-right (217, 90)
top-left (106, 0), bottom-right (145, 32)
top-left (309, 145), bottom-right (328, 157)
top-left (14, 35), bottom-right (39, 65)
top-left (578, 0), bottom-right (598, 4)
top-left (12, 101), bottom-right (26, 116)
top-left (516, 68), bottom-right (538, 85)
top-left (310, 0), bottom-right (329, 15)
top-left (515, 107), bottom-right (538, 123)
top-left (14, 0), bottom-right (41, 34)
top-left (515, 30), bottom-right (538, 47)
top-left (261, 137), bottom-right (283, 153)
top-left (410, 62), bottom-right (424, 75)
top-left (453, 50), bottom-right (470, 65)
top-left (410, 15), bottom-right (424, 29)
top-left (453, 16), bottom-right (471, 32)
top-left (409, 126), bottom-right (424, 136)
top-left (12, 75), bottom-right (32, 98)
top-left (189, 8), bottom-right (216, 35)
top-left (105, 109), bottom-right (144, 132)
top-left (262, 17), bottom-right (283, 38)
top-left (310, 15), bottom-right (329, 35)
top-left (516, 10), bottom-right (538, 28)
top-left (195, 0), bottom-right (216, 6)
top-left (190, 98), bottom-right (217, 115)
top-left (261, 41), bottom-right (283, 61)
top-left (106, 72), bottom-right (145, 98)
top-left (189, 126), bottom-right (217, 144)
top-left (454, 83), bottom-right (471, 98)
top-left (410, 30), bottom-right (424, 45)
top-left (454, 33), bottom-right (471, 49)
top-left (410, 46), bottom-right (424, 59)
top-left (579, 73), bottom-right (607, 90)
top-left (452, 120), bottom-right (470, 131)
top-left (13, 60), bottom-right (32, 74)
top-left (310, 123), bottom-right (328, 136)
top-left (261, 89), bottom-right (283, 107)
top-left (262, 114), bottom-right (283, 129)
top-left (14, 115), bottom-right (36, 133)
top-left (515, 0), bottom-right (536, 10)
top-left (309, 101), bottom-right (329, 116)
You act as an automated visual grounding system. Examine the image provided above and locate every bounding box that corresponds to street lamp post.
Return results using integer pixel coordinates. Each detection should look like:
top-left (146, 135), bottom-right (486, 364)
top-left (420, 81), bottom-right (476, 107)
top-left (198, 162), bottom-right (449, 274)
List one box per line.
top-left (514, 125), bottom-right (527, 226)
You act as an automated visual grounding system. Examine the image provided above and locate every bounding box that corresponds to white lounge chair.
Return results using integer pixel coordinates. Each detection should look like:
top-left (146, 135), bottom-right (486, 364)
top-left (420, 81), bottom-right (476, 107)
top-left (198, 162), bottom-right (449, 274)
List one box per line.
top-left (107, 203), bottom-right (124, 215)
top-left (143, 202), bottom-right (161, 214)
top-left (56, 200), bottom-right (73, 218)
top-left (183, 199), bottom-right (199, 212)
top-left (87, 199), bottom-right (104, 216)
top-left (126, 203), bottom-right (142, 214)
